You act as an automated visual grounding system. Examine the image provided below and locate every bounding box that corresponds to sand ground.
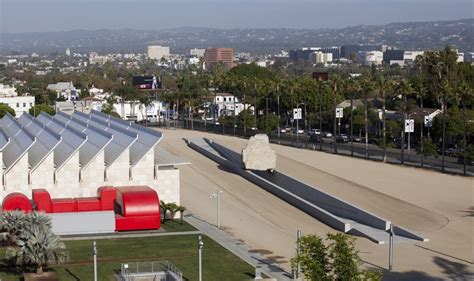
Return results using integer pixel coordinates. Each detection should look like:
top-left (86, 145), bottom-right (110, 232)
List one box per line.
top-left (159, 128), bottom-right (473, 280)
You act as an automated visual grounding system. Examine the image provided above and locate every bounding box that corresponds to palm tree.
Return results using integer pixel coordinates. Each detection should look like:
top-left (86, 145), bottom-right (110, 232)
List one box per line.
top-left (160, 200), bottom-right (168, 222)
top-left (413, 78), bottom-right (428, 167)
top-left (329, 75), bottom-right (342, 153)
top-left (345, 78), bottom-right (360, 156)
top-left (457, 81), bottom-right (472, 175)
top-left (166, 203), bottom-right (180, 221)
top-left (177, 206), bottom-right (187, 224)
top-left (0, 211), bottom-right (28, 245)
top-left (6, 225), bottom-right (67, 274)
top-left (396, 80), bottom-right (414, 165)
top-left (375, 76), bottom-right (393, 162)
top-left (360, 75), bottom-right (374, 159)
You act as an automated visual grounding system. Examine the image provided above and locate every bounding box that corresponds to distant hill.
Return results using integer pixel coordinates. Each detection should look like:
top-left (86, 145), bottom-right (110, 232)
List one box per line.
top-left (0, 18), bottom-right (472, 55)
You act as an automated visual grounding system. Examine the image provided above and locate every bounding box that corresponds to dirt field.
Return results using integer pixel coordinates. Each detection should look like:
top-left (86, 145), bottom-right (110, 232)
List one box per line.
top-left (159, 128), bottom-right (473, 280)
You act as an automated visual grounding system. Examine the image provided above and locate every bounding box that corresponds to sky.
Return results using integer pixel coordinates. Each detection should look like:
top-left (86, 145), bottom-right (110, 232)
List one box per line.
top-left (0, 0), bottom-right (472, 33)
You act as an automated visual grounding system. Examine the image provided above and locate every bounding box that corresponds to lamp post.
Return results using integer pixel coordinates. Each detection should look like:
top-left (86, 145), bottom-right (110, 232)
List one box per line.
top-left (388, 224), bottom-right (394, 271)
top-left (210, 189), bottom-right (224, 229)
top-left (405, 112), bottom-right (415, 152)
top-left (295, 103), bottom-right (306, 143)
top-left (198, 235), bottom-right (203, 281)
top-left (93, 241), bottom-right (97, 281)
top-left (296, 230), bottom-right (302, 279)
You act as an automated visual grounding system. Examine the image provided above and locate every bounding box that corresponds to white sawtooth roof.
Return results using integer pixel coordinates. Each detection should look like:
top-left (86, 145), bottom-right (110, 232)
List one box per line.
top-left (35, 112), bottom-right (87, 170)
top-left (52, 112), bottom-right (113, 169)
top-left (0, 113), bottom-right (36, 172)
top-left (72, 111), bottom-right (137, 166)
top-left (90, 110), bottom-right (162, 167)
top-left (17, 113), bottom-right (62, 172)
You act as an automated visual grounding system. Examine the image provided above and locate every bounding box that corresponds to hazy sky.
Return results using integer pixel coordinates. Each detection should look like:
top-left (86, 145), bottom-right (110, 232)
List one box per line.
top-left (0, 0), bottom-right (472, 33)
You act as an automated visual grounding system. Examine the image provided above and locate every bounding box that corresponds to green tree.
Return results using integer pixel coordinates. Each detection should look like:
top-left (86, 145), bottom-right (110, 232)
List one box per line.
top-left (0, 211), bottom-right (28, 245)
top-left (375, 76), bottom-right (394, 161)
top-left (360, 75), bottom-right (375, 159)
top-left (291, 234), bottom-right (330, 281)
top-left (0, 103), bottom-right (16, 118)
top-left (29, 104), bottom-right (55, 117)
top-left (6, 224), bottom-right (67, 274)
top-left (257, 113), bottom-right (279, 133)
top-left (327, 233), bottom-right (361, 280)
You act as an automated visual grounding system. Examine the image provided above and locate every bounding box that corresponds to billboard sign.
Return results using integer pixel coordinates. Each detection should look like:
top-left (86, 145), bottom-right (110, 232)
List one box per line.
top-left (132, 76), bottom-right (162, 90)
top-left (405, 119), bottom-right (414, 133)
top-left (293, 108), bottom-right (302, 120)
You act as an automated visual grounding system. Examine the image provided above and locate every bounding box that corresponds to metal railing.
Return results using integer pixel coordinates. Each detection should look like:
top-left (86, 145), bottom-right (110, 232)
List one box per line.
top-left (150, 118), bottom-right (473, 176)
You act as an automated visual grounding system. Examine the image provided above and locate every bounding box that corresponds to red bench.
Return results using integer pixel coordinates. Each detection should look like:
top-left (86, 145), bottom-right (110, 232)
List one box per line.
top-left (114, 186), bottom-right (160, 231)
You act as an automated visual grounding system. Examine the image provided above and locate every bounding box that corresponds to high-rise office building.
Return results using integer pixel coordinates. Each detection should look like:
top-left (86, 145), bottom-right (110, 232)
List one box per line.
top-left (205, 48), bottom-right (234, 69)
top-left (147, 45), bottom-right (170, 61)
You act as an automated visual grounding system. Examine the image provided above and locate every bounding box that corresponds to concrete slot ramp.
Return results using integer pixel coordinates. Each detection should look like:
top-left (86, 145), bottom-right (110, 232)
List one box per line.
top-left (186, 137), bottom-right (428, 244)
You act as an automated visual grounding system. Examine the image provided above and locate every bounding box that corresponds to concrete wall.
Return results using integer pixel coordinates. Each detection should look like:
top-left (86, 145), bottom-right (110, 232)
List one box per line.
top-left (188, 139), bottom-right (349, 232)
top-left (4, 155), bottom-right (29, 195)
top-left (30, 153), bottom-right (55, 187)
top-left (130, 151), bottom-right (154, 185)
top-left (154, 167), bottom-right (180, 205)
top-left (105, 151), bottom-right (131, 185)
top-left (80, 151), bottom-right (106, 197)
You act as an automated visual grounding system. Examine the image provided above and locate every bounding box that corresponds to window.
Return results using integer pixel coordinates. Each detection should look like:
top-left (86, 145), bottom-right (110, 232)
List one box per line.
top-left (23, 103), bottom-right (26, 107)
top-left (16, 103), bottom-right (19, 108)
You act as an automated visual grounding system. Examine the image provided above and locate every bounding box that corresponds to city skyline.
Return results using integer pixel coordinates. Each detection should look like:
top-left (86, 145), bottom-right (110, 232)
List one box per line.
top-left (0, 0), bottom-right (472, 33)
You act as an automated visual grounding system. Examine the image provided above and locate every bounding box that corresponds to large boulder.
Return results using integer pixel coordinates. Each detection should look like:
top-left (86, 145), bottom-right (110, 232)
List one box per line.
top-left (241, 134), bottom-right (276, 171)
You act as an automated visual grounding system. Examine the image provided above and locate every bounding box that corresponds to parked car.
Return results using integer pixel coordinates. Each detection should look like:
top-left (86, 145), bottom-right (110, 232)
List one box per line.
top-left (293, 128), bottom-right (305, 134)
top-left (321, 131), bottom-right (333, 138)
top-left (309, 134), bottom-right (323, 143)
top-left (307, 129), bottom-right (321, 136)
top-left (350, 135), bottom-right (362, 142)
top-left (336, 134), bottom-right (349, 143)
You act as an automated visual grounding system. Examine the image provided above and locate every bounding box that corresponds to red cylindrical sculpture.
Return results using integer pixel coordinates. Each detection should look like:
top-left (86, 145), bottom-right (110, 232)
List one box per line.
top-left (2, 193), bottom-right (33, 213)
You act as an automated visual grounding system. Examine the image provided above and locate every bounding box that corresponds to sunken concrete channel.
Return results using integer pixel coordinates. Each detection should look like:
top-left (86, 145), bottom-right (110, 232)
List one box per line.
top-left (186, 138), bottom-right (428, 244)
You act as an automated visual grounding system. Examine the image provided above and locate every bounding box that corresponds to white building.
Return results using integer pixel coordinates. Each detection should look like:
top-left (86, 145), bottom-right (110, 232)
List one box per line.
top-left (357, 51), bottom-right (384, 65)
top-left (403, 51), bottom-right (424, 65)
top-left (309, 51), bottom-right (333, 64)
top-left (89, 52), bottom-right (109, 65)
top-left (47, 81), bottom-right (81, 101)
top-left (88, 86), bottom-right (104, 96)
top-left (147, 45), bottom-right (170, 61)
top-left (213, 93), bottom-right (247, 117)
top-left (0, 84), bottom-right (35, 117)
top-left (190, 48), bottom-right (205, 57)
top-left (0, 111), bottom-right (184, 209)
top-left (65, 48), bottom-right (71, 56)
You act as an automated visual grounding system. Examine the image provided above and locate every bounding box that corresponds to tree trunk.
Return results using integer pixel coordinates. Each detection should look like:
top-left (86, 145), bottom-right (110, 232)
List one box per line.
top-left (37, 265), bottom-right (43, 274)
top-left (319, 92), bottom-right (323, 151)
top-left (382, 90), bottom-right (387, 162)
top-left (333, 88), bottom-right (338, 154)
top-left (364, 95), bottom-right (369, 159)
top-left (420, 96), bottom-right (424, 168)
top-left (462, 99), bottom-right (467, 175)
top-left (401, 95), bottom-right (406, 165)
top-left (350, 96), bottom-right (354, 156)
top-left (441, 98), bottom-right (446, 172)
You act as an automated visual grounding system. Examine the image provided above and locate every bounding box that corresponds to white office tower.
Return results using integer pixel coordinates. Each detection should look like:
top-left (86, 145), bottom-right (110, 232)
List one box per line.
top-left (65, 48), bottom-right (71, 56)
top-left (147, 45), bottom-right (170, 60)
top-left (190, 48), bottom-right (206, 58)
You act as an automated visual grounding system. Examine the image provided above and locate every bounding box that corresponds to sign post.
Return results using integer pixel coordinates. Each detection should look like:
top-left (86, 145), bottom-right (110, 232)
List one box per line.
top-left (405, 119), bottom-right (414, 151)
top-left (198, 235), bottom-right (203, 281)
top-left (336, 107), bottom-right (343, 135)
top-left (293, 108), bottom-right (302, 142)
top-left (93, 241), bottom-right (98, 281)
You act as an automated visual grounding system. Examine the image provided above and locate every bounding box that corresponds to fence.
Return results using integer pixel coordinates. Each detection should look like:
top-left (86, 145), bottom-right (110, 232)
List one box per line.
top-left (149, 118), bottom-right (473, 176)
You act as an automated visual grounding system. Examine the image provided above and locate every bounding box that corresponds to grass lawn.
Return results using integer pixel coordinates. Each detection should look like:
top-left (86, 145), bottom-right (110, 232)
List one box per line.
top-left (0, 235), bottom-right (256, 281)
top-left (161, 219), bottom-right (197, 232)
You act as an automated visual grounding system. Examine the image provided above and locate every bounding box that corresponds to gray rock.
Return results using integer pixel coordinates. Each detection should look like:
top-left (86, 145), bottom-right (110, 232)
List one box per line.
top-left (241, 134), bottom-right (276, 171)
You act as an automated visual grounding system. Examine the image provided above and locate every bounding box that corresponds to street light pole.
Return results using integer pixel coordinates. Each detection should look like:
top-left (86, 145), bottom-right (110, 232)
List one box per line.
top-left (210, 189), bottom-right (224, 229)
top-left (198, 235), bottom-right (203, 281)
top-left (93, 241), bottom-right (97, 281)
top-left (388, 224), bottom-right (394, 271)
top-left (296, 230), bottom-right (302, 279)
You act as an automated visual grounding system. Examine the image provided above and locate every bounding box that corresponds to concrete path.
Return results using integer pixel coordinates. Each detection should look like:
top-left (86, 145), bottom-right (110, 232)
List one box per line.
top-left (61, 230), bottom-right (201, 241)
top-left (185, 214), bottom-right (293, 281)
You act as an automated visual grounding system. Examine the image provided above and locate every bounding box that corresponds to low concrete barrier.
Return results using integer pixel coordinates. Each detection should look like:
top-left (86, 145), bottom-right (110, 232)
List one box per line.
top-left (187, 138), bottom-right (350, 232)
top-left (207, 139), bottom-right (390, 230)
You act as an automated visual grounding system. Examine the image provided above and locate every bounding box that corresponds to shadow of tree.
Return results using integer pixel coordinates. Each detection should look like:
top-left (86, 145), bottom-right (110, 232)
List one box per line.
top-left (366, 255), bottom-right (474, 281)
top-left (460, 206), bottom-right (474, 217)
top-left (433, 256), bottom-right (474, 280)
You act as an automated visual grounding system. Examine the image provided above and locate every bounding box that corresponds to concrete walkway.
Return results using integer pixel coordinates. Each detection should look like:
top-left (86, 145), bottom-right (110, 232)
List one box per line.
top-left (185, 214), bottom-right (293, 281)
top-left (61, 230), bottom-right (201, 241)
